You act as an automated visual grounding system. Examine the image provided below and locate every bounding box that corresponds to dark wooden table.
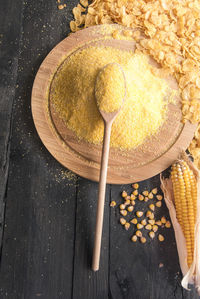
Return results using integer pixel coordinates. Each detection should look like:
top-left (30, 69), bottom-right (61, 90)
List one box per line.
top-left (0, 1), bottom-right (199, 298)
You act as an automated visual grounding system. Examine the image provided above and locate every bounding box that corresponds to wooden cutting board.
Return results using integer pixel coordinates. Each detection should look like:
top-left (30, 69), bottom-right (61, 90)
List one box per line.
top-left (31, 24), bottom-right (197, 184)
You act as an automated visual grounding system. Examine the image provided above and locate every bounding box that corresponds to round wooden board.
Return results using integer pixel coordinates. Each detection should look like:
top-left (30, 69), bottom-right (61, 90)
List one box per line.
top-left (31, 24), bottom-right (197, 184)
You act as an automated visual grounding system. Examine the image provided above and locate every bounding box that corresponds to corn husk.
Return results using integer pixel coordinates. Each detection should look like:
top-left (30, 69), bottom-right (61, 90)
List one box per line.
top-left (160, 151), bottom-right (200, 294)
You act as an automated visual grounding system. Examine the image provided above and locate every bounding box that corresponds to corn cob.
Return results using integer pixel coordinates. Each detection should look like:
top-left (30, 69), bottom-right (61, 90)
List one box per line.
top-left (171, 160), bottom-right (197, 267)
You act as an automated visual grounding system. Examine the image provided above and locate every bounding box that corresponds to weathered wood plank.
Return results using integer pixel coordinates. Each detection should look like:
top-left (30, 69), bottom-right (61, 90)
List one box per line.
top-left (72, 178), bottom-right (110, 299)
top-left (0, 0), bottom-right (79, 298)
top-left (109, 175), bottom-right (199, 299)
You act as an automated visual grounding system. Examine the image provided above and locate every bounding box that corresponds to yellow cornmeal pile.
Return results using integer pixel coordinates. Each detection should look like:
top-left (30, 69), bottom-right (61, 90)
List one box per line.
top-left (95, 63), bottom-right (125, 113)
top-left (70, 0), bottom-right (200, 125)
top-left (51, 46), bottom-right (169, 150)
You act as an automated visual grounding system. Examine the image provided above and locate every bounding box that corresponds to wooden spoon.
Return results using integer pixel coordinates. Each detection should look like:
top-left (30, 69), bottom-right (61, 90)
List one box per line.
top-left (92, 63), bottom-right (126, 271)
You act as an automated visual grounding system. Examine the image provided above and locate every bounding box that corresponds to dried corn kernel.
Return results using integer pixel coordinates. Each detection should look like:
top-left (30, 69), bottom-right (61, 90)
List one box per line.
top-left (133, 190), bottom-right (138, 196)
top-left (136, 230), bottom-right (142, 238)
top-left (138, 194), bottom-right (144, 201)
top-left (148, 219), bottom-right (155, 225)
top-left (142, 191), bottom-right (149, 196)
top-left (165, 221), bottom-right (171, 228)
top-left (155, 220), bottom-right (162, 226)
top-left (120, 218), bottom-right (126, 225)
top-left (125, 196), bottom-right (131, 201)
top-left (131, 218), bottom-right (138, 225)
top-left (137, 223), bottom-right (144, 229)
top-left (141, 237), bottom-right (147, 243)
top-left (124, 199), bottom-right (131, 206)
top-left (148, 192), bottom-right (154, 199)
top-left (144, 197), bottom-right (149, 202)
top-left (120, 210), bottom-right (127, 217)
top-left (131, 235), bottom-right (137, 242)
top-left (152, 188), bottom-right (158, 195)
top-left (130, 194), bottom-right (136, 200)
top-left (161, 217), bottom-right (167, 224)
top-left (125, 222), bottom-right (130, 231)
top-left (141, 219), bottom-right (147, 226)
top-left (156, 195), bottom-right (163, 201)
top-left (158, 234), bottom-right (165, 242)
top-left (146, 211), bottom-right (154, 219)
top-left (127, 206), bottom-right (134, 212)
top-left (145, 224), bottom-right (152, 230)
top-left (149, 231), bottom-right (155, 239)
top-left (122, 191), bottom-right (127, 198)
top-left (131, 200), bottom-right (136, 206)
top-left (149, 204), bottom-right (155, 211)
top-left (133, 183), bottom-right (139, 189)
top-left (156, 201), bottom-right (162, 208)
top-left (110, 201), bottom-right (116, 207)
top-left (120, 204), bottom-right (126, 210)
top-left (136, 211), bottom-right (143, 217)
top-left (152, 225), bottom-right (158, 232)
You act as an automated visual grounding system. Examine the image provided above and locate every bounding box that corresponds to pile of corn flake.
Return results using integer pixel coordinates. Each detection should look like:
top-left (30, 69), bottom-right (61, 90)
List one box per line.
top-left (69, 0), bottom-right (200, 167)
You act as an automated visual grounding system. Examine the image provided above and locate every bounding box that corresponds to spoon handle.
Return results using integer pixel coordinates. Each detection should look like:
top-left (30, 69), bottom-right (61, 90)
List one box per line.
top-left (92, 121), bottom-right (112, 271)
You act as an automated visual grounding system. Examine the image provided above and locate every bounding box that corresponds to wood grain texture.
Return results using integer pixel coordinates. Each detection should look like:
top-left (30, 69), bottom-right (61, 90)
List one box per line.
top-left (31, 25), bottom-right (197, 184)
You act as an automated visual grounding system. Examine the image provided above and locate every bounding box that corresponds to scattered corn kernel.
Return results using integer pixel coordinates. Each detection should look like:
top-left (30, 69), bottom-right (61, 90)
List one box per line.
top-left (125, 196), bottom-right (131, 200)
top-left (131, 235), bottom-right (137, 242)
top-left (141, 219), bottom-right (147, 226)
top-left (156, 201), bottom-right (162, 208)
top-left (127, 206), bottom-right (134, 212)
top-left (165, 221), bottom-right (171, 228)
top-left (161, 216), bottom-right (167, 224)
top-left (124, 199), bottom-right (131, 206)
top-left (120, 210), bottom-right (127, 216)
top-left (156, 195), bottom-right (163, 201)
top-left (133, 183), bottom-right (139, 189)
top-left (146, 211), bottom-right (154, 219)
top-left (120, 218), bottom-right (126, 225)
top-left (131, 200), bottom-right (136, 206)
top-left (136, 211), bottom-right (143, 217)
top-left (155, 220), bottom-right (162, 226)
top-left (152, 225), bottom-right (158, 232)
top-left (131, 218), bottom-right (138, 224)
top-left (148, 192), bottom-right (154, 199)
top-left (149, 231), bottom-right (155, 239)
top-left (120, 204), bottom-right (126, 210)
top-left (133, 190), bottom-right (138, 196)
top-left (142, 190), bottom-right (149, 196)
top-left (110, 201), bottom-right (116, 207)
top-left (138, 194), bottom-right (144, 201)
top-left (148, 219), bottom-right (155, 225)
top-left (151, 188), bottom-right (158, 195)
top-left (136, 230), bottom-right (142, 238)
top-left (130, 194), bottom-right (136, 200)
top-left (145, 224), bottom-right (152, 230)
top-left (122, 191), bottom-right (127, 198)
top-left (125, 222), bottom-right (130, 230)
top-left (158, 234), bottom-right (165, 242)
top-left (137, 223), bottom-right (144, 229)
top-left (140, 237), bottom-right (147, 243)
top-left (149, 204), bottom-right (155, 211)
top-left (144, 197), bottom-right (149, 202)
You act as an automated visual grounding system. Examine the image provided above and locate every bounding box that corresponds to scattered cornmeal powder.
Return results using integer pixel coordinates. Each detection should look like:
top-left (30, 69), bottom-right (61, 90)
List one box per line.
top-left (95, 63), bottom-right (125, 113)
top-left (50, 46), bottom-right (169, 150)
